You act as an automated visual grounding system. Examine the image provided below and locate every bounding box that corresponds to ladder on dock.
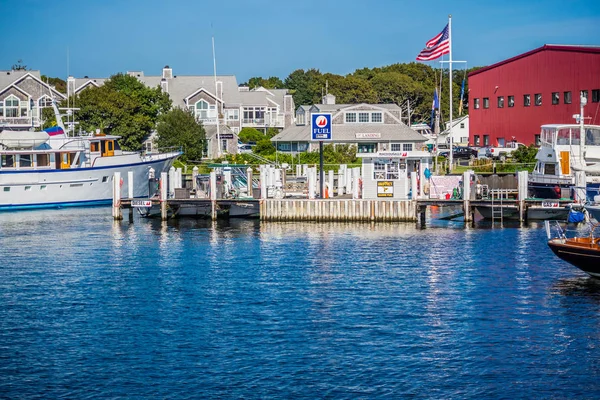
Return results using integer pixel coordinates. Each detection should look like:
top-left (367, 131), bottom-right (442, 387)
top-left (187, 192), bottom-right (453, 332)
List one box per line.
top-left (490, 189), bottom-right (509, 221)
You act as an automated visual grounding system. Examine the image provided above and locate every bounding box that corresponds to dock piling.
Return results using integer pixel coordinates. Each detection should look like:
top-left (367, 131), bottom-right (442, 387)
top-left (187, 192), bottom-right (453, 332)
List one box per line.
top-left (160, 172), bottom-right (168, 221)
top-left (112, 171), bottom-right (123, 220)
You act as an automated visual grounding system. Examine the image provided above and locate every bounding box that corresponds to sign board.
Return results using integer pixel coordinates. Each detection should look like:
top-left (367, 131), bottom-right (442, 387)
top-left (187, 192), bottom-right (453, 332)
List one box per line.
top-left (131, 199), bottom-right (152, 208)
top-left (219, 133), bottom-right (234, 139)
top-left (356, 132), bottom-right (381, 139)
top-left (311, 113), bottom-right (332, 141)
top-left (377, 181), bottom-right (393, 197)
top-left (541, 201), bottom-right (559, 208)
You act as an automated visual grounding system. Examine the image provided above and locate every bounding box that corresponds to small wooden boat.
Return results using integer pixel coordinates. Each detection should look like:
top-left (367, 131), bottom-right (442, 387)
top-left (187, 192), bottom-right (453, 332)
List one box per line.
top-left (546, 221), bottom-right (600, 278)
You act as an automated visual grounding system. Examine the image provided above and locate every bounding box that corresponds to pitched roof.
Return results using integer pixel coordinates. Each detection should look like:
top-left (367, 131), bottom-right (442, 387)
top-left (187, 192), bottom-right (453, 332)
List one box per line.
top-left (271, 123), bottom-right (426, 143)
top-left (468, 44), bottom-right (600, 77)
top-left (204, 124), bottom-right (236, 139)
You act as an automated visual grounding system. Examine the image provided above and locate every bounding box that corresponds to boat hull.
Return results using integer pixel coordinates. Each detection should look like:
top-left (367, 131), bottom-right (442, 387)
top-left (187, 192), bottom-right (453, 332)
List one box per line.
top-left (586, 204), bottom-right (600, 223)
top-left (0, 153), bottom-right (179, 211)
top-left (548, 238), bottom-right (600, 277)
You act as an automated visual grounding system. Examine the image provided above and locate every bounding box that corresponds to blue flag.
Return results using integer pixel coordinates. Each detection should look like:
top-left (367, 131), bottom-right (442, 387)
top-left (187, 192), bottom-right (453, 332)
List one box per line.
top-left (430, 89), bottom-right (439, 128)
top-left (459, 79), bottom-right (466, 115)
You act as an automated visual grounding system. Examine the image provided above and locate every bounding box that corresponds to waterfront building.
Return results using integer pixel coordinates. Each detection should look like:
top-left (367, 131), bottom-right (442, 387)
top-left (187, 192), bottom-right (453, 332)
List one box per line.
top-left (0, 70), bottom-right (66, 131)
top-left (439, 115), bottom-right (469, 147)
top-left (468, 45), bottom-right (600, 146)
top-left (272, 94), bottom-right (432, 199)
top-left (68, 67), bottom-right (295, 158)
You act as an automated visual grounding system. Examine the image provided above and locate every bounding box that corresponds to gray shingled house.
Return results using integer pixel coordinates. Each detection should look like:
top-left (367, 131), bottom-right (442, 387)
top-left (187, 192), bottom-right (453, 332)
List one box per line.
top-left (0, 70), bottom-right (66, 131)
top-left (68, 67), bottom-right (295, 158)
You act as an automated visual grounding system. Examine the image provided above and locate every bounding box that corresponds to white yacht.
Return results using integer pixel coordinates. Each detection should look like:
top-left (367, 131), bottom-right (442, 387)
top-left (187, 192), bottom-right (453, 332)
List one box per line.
top-left (0, 105), bottom-right (180, 211)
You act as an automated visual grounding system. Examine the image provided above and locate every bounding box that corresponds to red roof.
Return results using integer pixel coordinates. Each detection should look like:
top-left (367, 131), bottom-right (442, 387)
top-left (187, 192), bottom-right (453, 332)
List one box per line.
top-left (468, 44), bottom-right (600, 77)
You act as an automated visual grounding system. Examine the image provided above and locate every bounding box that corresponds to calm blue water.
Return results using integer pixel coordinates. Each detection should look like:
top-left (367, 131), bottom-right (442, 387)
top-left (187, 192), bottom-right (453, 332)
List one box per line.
top-left (1, 208), bottom-right (599, 399)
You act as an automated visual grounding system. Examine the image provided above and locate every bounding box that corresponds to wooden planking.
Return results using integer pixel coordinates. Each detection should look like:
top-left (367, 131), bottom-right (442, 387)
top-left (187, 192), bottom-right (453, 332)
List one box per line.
top-left (260, 199), bottom-right (417, 222)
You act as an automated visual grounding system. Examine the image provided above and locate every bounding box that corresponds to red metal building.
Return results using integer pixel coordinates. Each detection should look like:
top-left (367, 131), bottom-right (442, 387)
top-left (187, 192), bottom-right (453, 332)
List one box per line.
top-left (468, 45), bottom-right (600, 146)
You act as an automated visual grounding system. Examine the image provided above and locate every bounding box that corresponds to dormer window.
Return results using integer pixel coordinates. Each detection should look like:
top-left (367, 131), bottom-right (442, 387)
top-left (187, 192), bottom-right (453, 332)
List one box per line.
top-left (359, 112), bottom-right (369, 122)
top-left (371, 112), bottom-right (382, 123)
top-left (345, 113), bottom-right (356, 123)
top-left (4, 95), bottom-right (19, 118)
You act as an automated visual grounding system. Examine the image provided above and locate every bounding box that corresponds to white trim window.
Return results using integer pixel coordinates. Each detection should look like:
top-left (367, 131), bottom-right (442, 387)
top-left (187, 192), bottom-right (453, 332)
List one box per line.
top-left (391, 143), bottom-right (401, 151)
top-left (403, 143), bottom-right (413, 151)
top-left (345, 112), bottom-right (356, 123)
top-left (4, 95), bottom-right (19, 118)
top-left (225, 109), bottom-right (239, 121)
top-left (296, 112), bottom-right (305, 125)
top-left (371, 112), bottom-right (382, 123)
top-left (373, 160), bottom-right (400, 180)
top-left (195, 100), bottom-right (210, 119)
top-left (358, 112), bottom-right (369, 123)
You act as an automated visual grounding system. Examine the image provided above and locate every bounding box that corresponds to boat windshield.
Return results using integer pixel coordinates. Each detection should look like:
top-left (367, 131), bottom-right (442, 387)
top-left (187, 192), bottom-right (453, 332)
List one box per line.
top-left (585, 128), bottom-right (600, 146)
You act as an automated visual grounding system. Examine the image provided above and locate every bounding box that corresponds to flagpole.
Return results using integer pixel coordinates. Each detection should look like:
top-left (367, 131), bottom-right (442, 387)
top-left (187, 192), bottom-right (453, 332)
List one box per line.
top-left (448, 14), bottom-right (453, 171)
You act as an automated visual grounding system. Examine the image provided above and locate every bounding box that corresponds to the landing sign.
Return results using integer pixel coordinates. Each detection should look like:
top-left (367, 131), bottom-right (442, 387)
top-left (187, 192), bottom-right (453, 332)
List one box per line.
top-left (311, 113), bottom-right (332, 141)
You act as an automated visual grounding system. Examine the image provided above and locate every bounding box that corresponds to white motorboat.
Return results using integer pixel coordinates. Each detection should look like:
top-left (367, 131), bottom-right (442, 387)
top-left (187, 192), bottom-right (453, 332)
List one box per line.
top-left (528, 123), bottom-right (600, 200)
top-left (0, 103), bottom-right (180, 211)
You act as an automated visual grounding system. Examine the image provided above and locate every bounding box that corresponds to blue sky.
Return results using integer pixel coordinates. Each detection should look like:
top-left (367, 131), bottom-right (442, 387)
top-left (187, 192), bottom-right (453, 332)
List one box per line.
top-left (1, 0), bottom-right (598, 82)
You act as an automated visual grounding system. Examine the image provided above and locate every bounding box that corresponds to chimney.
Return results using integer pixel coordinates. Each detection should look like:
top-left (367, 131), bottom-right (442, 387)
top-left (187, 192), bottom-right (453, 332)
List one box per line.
top-left (322, 93), bottom-right (336, 105)
top-left (162, 65), bottom-right (173, 79)
top-left (216, 80), bottom-right (223, 100)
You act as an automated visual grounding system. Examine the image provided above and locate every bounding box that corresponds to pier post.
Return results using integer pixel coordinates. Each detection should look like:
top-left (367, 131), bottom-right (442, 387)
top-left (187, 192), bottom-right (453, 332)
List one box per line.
top-left (517, 170), bottom-right (529, 222)
top-left (247, 167), bottom-right (253, 198)
top-left (160, 171), bottom-right (168, 221)
top-left (168, 166), bottom-right (176, 198)
top-left (345, 166), bottom-right (352, 196)
top-left (463, 171), bottom-right (472, 222)
top-left (148, 168), bottom-right (156, 198)
top-left (308, 167), bottom-right (316, 199)
top-left (260, 166), bottom-right (267, 199)
top-left (112, 171), bottom-right (123, 220)
top-left (210, 170), bottom-right (217, 220)
top-left (296, 164), bottom-right (301, 177)
top-left (328, 170), bottom-right (334, 198)
top-left (176, 168), bottom-right (183, 189)
top-left (192, 166), bottom-right (199, 194)
top-left (352, 167), bottom-right (360, 199)
top-left (127, 170), bottom-right (134, 199)
top-left (411, 171), bottom-right (418, 200)
top-left (128, 207), bottom-right (134, 223)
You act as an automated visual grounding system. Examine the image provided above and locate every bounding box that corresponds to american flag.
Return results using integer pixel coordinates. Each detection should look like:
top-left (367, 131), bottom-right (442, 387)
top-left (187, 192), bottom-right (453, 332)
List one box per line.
top-left (416, 24), bottom-right (450, 61)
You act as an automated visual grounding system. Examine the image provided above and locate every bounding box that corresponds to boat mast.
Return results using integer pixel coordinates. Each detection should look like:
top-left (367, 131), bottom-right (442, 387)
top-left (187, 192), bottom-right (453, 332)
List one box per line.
top-left (448, 14), bottom-right (453, 169)
top-left (575, 93), bottom-right (588, 202)
top-left (212, 33), bottom-right (220, 158)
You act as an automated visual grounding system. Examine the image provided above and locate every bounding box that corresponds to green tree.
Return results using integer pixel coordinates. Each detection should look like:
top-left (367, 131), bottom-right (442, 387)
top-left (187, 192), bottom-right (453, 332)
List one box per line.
top-left (11, 59), bottom-right (27, 70)
top-left (71, 73), bottom-right (172, 150)
top-left (512, 144), bottom-right (538, 164)
top-left (241, 76), bottom-right (284, 89)
top-left (238, 127), bottom-right (264, 143)
top-left (156, 107), bottom-right (206, 162)
top-left (284, 68), bottom-right (323, 106)
top-left (254, 138), bottom-right (275, 155)
top-left (41, 75), bottom-right (66, 94)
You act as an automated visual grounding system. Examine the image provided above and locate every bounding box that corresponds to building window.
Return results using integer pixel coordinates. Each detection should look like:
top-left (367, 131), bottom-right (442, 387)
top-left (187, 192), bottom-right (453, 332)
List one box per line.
top-left (345, 112), bottom-right (356, 123)
top-left (474, 135), bottom-right (480, 146)
top-left (296, 112), bottom-right (305, 125)
top-left (534, 134), bottom-right (541, 146)
top-left (483, 98), bottom-right (489, 109)
top-left (358, 112), bottom-right (369, 123)
top-left (508, 96), bottom-right (514, 107)
top-left (535, 93), bottom-right (542, 106)
top-left (391, 143), bottom-right (401, 151)
top-left (403, 143), bottom-right (413, 151)
top-left (5, 95), bottom-right (19, 117)
top-left (592, 89), bottom-right (600, 103)
top-left (357, 143), bottom-right (376, 153)
top-left (371, 112), bottom-right (382, 123)
top-left (552, 92), bottom-right (559, 105)
top-left (225, 109), bottom-right (239, 120)
top-left (195, 100), bottom-right (210, 119)
top-left (524, 94), bottom-right (531, 107)
top-left (474, 98), bottom-right (480, 109)
top-left (221, 139), bottom-right (227, 152)
top-left (483, 135), bottom-right (489, 146)
top-left (581, 90), bottom-right (588, 100)
top-left (373, 160), bottom-right (400, 180)
top-left (460, 123), bottom-right (465, 129)
top-left (497, 96), bottom-right (504, 108)
top-left (564, 91), bottom-right (572, 104)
